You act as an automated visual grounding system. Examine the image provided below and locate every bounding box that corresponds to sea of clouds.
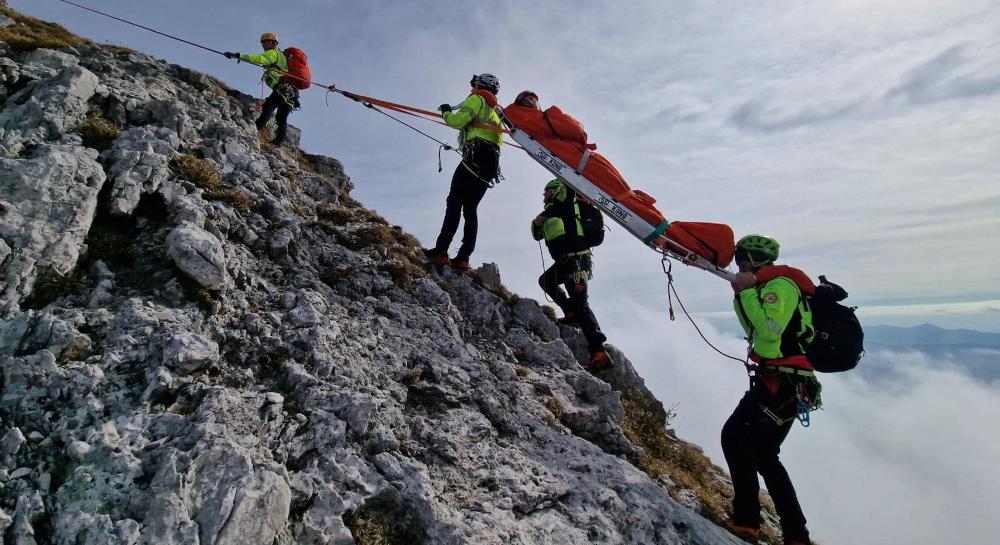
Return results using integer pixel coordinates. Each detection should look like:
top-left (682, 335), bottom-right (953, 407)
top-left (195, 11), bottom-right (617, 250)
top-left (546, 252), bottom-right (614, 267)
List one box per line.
top-left (607, 301), bottom-right (1000, 545)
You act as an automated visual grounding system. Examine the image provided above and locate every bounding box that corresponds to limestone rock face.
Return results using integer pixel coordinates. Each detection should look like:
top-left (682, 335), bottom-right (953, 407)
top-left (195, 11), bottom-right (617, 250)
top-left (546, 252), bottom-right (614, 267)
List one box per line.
top-left (166, 224), bottom-right (228, 291)
top-left (104, 126), bottom-right (180, 216)
top-left (0, 10), bottom-right (742, 545)
top-left (0, 143), bottom-right (106, 313)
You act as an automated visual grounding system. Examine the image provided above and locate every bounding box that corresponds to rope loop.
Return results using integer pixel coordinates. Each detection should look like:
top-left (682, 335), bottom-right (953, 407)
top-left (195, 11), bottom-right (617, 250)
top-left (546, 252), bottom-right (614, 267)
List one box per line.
top-left (660, 257), bottom-right (748, 366)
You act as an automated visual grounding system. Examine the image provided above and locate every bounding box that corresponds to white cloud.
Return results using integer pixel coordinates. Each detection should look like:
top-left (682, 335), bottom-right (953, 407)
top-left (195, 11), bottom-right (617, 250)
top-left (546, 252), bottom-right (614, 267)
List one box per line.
top-left (13, 1), bottom-right (1000, 540)
top-left (613, 302), bottom-right (1000, 545)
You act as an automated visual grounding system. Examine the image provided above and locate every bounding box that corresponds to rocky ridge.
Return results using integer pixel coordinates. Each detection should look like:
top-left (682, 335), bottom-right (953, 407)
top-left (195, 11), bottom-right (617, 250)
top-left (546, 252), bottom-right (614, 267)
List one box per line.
top-left (0, 6), bottom-right (751, 545)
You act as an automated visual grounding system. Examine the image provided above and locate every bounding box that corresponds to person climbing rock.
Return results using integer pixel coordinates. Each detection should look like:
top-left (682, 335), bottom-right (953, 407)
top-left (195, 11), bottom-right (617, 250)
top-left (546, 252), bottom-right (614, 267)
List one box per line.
top-left (531, 179), bottom-right (610, 371)
top-left (423, 73), bottom-right (503, 271)
top-left (721, 234), bottom-right (820, 545)
top-left (224, 32), bottom-right (299, 146)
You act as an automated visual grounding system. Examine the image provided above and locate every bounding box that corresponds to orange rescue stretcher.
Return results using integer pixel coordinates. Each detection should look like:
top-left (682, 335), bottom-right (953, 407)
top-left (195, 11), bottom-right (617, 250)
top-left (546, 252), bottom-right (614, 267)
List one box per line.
top-left (501, 103), bottom-right (736, 280)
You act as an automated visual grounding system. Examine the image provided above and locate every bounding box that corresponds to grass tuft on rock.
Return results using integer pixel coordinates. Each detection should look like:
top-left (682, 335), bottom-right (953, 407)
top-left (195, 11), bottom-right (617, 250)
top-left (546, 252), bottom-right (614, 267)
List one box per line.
top-left (170, 155), bottom-right (252, 213)
top-left (380, 259), bottom-right (429, 290)
top-left (78, 112), bottom-right (121, 152)
top-left (347, 513), bottom-right (424, 545)
top-left (22, 268), bottom-right (92, 310)
top-left (620, 388), bottom-right (762, 529)
top-left (0, 7), bottom-right (91, 51)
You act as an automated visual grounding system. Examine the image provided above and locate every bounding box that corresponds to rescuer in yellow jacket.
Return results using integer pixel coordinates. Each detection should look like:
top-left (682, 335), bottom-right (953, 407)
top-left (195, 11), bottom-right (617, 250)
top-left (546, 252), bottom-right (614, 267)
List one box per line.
top-left (721, 234), bottom-right (819, 545)
top-left (531, 179), bottom-right (609, 371)
top-left (424, 74), bottom-right (504, 270)
top-left (224, 32), bottom-right (298, 145)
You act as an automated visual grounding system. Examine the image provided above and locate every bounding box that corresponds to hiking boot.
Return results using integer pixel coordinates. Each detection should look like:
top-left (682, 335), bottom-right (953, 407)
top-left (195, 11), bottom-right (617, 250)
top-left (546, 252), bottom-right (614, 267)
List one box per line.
top-left (557, 312), bottom-right (581, 327)
top-left (783, 539), bottom-right (810, 545)
top-left (584, 351), bottom-right (612, 372)
top-left (450, 258), bottom-right (470, 271)
top-left (722, 520), bottom-right (760, 543)
top-left (423, 248), bottom-right (450, 266)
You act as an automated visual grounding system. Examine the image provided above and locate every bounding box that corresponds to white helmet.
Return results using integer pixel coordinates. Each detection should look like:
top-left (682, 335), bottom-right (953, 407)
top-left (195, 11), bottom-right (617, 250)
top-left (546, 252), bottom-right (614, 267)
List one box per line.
top-left (470, 73), bottom-right (499, 94)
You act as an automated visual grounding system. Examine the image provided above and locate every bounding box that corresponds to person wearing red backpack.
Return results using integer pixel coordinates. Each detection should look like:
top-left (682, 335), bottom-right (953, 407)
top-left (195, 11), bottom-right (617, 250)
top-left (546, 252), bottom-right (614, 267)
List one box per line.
top-left (224, 32), bottom-right (299, 146)
top-left (722, 234), bottom-right (820, 545)
top-left (423, 73), bottom-right (504, 271)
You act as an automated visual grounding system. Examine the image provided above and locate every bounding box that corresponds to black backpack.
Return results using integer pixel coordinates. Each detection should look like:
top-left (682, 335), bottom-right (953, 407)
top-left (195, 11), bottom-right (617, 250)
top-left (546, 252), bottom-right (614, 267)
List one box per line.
top-left (806, 275), bottom-right (864, 372)
top-left (577, 200), bottom-right (604, 248)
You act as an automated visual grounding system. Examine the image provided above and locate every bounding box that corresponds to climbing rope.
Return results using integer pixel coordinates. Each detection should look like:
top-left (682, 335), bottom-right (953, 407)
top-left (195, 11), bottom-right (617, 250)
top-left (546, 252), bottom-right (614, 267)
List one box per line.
top-left (52, 0), bottom-right (520, 152)
top-left (660, 256), bottom-right (749, 366)
top-left (54, 0), bottom-right (227, 56)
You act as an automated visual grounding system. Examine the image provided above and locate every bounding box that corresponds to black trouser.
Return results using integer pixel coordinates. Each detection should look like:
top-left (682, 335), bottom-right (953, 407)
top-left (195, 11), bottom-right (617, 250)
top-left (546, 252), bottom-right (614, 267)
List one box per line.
top-left (721, 372), bottom-right (819, 543)
top-left (256, 83), bottom-right (298, 144)
top-left (539, 256), bottom-right (606, 354)
top-left (434, 140), bottom-right (499, 260)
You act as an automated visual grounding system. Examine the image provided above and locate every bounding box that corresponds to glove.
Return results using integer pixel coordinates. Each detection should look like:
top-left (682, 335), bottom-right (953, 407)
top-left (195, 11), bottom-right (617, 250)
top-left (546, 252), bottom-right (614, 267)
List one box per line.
top-left (438, 103), bottom-right (453, 113)
top-left (223, 52), bottom-right (239, 60)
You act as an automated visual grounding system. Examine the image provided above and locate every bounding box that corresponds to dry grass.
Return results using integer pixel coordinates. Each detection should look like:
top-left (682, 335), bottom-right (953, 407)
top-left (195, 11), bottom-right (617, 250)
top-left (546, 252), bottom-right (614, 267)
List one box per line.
top-left (540, 305), bottom-right (558, 322)
top-left (0, 7), bottom-right (91, 51)
top-left (177, 274), bottom-right (215, 313)
top-left (543, 396), bottom-right (565, 420)
top-left (297, 151), bottom-right (319, 174)
top-left (350, 224), bottom-right (396, 252)
top-left (170, 155), bottom-right (252, 213)
top-left (346, 514), bottom-right (423, 545)
top-left (620, 388), bottom-right (741, 525)
top-left (78, 114), bottom-right (121, 152)
top-left (22, 269), bottom-right (92, 310)
top-left (172, 155), bottom-right (221, 189)
top-left (319, 265), bottom-right (359, 288)
top-left (380, 259), bottom-right (429, 290)
top-left (316, 202), bottom-right (354, 225)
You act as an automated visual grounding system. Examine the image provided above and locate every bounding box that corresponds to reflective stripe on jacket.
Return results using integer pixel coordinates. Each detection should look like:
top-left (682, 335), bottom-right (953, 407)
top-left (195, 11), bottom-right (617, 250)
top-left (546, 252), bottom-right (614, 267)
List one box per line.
top-left (443, 94), bottom-right (503, 147)
top-left (532, 192), bottom-right (586, 259)
top-left (239, 48), bottom-right (288, 89)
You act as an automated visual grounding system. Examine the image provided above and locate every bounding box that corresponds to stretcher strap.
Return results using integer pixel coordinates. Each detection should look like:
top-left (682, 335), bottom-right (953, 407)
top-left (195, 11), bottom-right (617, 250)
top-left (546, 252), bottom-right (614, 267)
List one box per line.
top-left (643, 221), bottom-right (671, 244)
top-left (575, 148), bottom-right (592, 174)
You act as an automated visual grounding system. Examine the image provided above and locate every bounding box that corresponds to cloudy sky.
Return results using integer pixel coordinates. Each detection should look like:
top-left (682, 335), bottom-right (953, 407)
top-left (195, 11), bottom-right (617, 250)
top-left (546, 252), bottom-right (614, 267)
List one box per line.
top-left (13, 1), bottom-right (1000, 543)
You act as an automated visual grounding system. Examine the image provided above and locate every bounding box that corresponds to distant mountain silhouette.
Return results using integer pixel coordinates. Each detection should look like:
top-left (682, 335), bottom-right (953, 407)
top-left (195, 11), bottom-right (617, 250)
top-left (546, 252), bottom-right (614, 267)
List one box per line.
top-left (866, 324), bottom-right (1000, 348)
top-left (864, 325), bottom-right (1000, 381)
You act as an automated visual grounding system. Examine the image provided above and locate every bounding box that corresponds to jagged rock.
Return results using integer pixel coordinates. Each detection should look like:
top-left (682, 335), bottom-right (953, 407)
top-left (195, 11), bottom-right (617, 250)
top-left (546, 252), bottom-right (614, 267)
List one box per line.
top-left (12, 490), bottom-right (44, 544)
top-left (0, 64), bottom-right (99, 153)
top-left (65, 440), bottom-right (92, 461)
top-left (20, 48), bottom-right (79, 80)
top-left (0, 9), bottom-right (748, 545)
top-left (0, 508), bottom-right (12, 537)
top-left (299, 490), bottom-right (355, 545)
top-left (166, 224), bottom-right (228, 290)
top-left (0, 57), bottom-right (18, 85)
top-left (162, 332), bottom-right (219, 375)
top-left (0, 143), bottom-right (106, 314)
top-left (1, 427), bottom-right (25, 456)
top-left (103, 126), bottom-right (180, 216)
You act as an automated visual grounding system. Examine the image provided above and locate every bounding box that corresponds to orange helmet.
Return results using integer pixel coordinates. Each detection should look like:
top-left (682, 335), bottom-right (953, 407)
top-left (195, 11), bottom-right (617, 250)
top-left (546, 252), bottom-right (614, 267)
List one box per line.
top-left (260, 32), bottom-right (279, 43)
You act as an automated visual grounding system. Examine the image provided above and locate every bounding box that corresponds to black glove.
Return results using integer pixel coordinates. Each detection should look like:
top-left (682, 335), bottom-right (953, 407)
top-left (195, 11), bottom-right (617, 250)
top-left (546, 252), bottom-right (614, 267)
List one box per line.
top-left (438, 103), bottom-right (453, 113)
top-left (223, 52), bottom-right (239, 60)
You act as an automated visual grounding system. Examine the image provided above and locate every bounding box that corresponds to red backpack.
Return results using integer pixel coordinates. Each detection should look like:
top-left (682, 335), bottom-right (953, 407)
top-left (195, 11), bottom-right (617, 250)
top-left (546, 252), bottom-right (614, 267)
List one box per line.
top-left (283, 47), bottom-right (312, 90)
